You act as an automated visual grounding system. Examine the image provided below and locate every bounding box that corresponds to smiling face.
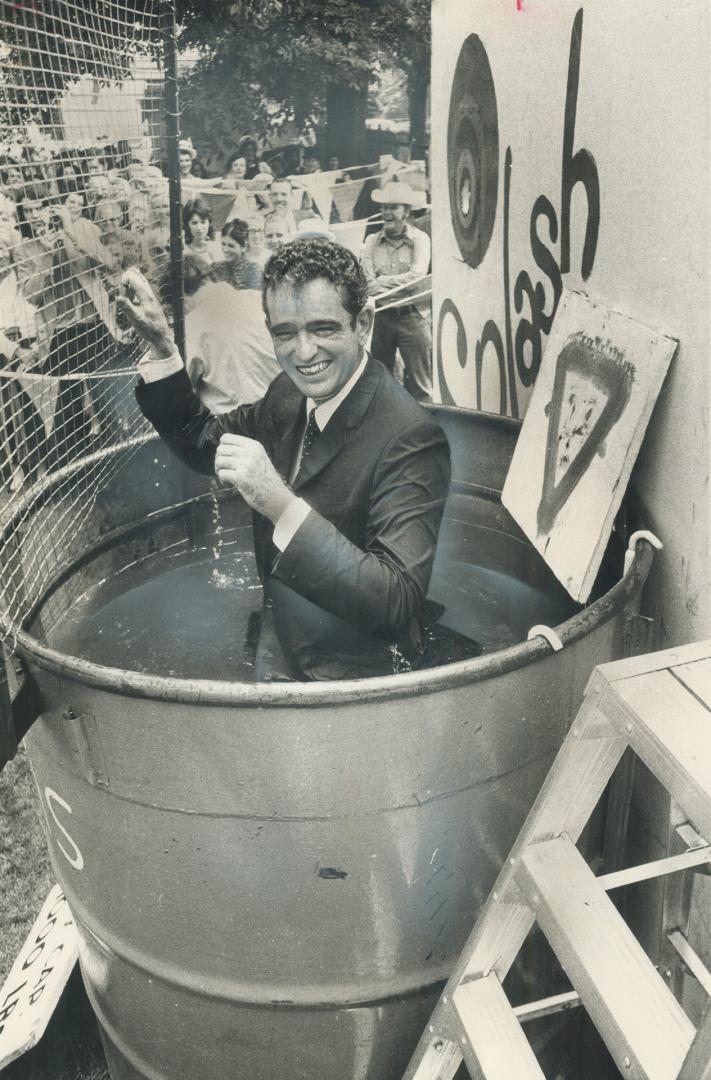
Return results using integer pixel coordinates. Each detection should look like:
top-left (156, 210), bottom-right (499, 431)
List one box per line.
top-left (64, 192), bottom-right (84, 220)
top-left (264, 277), bottom-right (372, 403)
top-left (381, 202), bottom-right (409, 236)
top-left (179, 150), bottom-right (193, 177)
top-left (265, 218), bottom-right (290, 251)
top-left (129, 196), bottom-right (150, 230)
top-left (270, 181), bottom-right (291, 212)
top-left (96, 200), bottom-right (122, 234)
top-left (221, 233), bottom-right (244, 261)
top-left (87, 174), bottom-right (109, 199)
top-left (150, 190), bottom-right (170, 226)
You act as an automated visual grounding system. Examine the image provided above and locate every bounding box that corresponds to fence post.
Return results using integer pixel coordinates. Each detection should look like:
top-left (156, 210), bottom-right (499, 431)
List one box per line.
top-left (161, 0), bottom-right (186, 361)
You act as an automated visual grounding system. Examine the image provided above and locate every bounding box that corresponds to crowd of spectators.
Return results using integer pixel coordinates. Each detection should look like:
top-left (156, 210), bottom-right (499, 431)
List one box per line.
top-left (0, 128), bottom-right (432, 494)
top-left (0, 137), bottom-right (173, 492)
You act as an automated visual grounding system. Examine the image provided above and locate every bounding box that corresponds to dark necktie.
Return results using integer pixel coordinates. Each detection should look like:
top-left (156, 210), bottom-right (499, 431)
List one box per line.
top-left (300, 408), bottom-right (320, 463)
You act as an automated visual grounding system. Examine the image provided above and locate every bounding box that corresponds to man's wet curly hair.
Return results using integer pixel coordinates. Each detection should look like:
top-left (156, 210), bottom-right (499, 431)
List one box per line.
top-left (262, 238), bottom-right (369, 327)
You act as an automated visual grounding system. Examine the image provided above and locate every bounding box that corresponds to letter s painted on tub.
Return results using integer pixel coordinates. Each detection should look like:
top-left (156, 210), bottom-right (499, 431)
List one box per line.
top-left (44, 787), bottom-right (85, 870)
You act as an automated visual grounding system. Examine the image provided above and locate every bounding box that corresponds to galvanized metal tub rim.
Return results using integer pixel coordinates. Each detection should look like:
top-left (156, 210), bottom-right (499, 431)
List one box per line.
top-left (10, 542), bottom-right (652, 706)
top-left (0, 423), bottom-right (653, 706)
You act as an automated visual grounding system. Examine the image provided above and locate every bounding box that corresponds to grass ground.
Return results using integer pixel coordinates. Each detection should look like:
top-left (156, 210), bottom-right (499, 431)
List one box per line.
top-left (1, 748), bottom-right (109, 1080)
top-left (0, 747), bottom-right (52, 974)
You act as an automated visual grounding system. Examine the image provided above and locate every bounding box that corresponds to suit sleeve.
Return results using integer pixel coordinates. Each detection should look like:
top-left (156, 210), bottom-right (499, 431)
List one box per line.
top-left (272, 418), bottom-right (450, 638)
top-left (135, 366), bottom-right (265, 476)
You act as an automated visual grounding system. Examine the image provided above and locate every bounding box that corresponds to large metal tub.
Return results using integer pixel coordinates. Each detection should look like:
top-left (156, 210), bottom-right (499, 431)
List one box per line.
top-left (4, 407), bottom-right (652, 1080)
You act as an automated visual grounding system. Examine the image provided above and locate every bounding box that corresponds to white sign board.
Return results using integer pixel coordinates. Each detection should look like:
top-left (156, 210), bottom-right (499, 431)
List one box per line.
top-left (502, 291), bottom-right (676, 602)
top-left (0, 885), bottom-right (78, 1069)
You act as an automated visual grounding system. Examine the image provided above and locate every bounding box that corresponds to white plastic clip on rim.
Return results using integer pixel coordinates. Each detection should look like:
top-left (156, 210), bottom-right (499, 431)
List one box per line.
top-left (624, 530), bottom-right (663, 575)
top-left (527, 625), bottom-right (564, 652)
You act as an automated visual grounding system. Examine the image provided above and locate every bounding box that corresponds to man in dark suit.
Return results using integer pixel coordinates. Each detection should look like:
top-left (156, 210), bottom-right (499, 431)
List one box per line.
top-left (118, 239), bottom-right (450, 681)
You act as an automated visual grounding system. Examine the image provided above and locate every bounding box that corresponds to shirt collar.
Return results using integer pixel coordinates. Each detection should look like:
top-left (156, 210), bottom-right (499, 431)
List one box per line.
top-left (377, 222), bottom-right (415, 246)
top-left (307, 351), bottom-right (368, 431)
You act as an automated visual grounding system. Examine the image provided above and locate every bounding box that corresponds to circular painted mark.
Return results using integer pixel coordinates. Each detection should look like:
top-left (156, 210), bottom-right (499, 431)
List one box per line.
top-left (447, 34), bottom-right (499, 268)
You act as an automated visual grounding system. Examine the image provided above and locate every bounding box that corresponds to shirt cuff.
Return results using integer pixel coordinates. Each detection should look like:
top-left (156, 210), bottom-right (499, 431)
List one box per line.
top-left (272, 497), bottom-right (311, 551)
top-left (137, 347), bottom-right (184, 383)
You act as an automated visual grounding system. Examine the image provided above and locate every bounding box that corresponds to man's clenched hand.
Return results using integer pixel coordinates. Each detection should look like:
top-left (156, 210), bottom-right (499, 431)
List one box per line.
top-left (215, 434), bottom-right (295, 524)
top-left (116, 268), bottom-right (175, 359)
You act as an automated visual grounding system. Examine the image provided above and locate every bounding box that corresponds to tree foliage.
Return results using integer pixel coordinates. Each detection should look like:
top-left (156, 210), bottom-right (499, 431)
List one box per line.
top-left (0, 0), bottom-right (430, 156)
top-left (0, 0), bottom-right (161, 127)
top-left (175, 0), bottom-right (430, 159)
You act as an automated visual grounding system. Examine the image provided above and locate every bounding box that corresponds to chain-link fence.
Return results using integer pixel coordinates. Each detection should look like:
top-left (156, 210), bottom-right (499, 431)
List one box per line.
top-left (0, 0), bottom-right (172, 642)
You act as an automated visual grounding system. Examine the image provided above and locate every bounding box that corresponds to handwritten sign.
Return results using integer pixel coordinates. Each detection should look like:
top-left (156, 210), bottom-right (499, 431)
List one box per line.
top-left (0, 885), bottom-right (78, 1069)
top-left (502, 291), bottom-right (676, 601)
top-left (433, 6), bottom-right (600, 417)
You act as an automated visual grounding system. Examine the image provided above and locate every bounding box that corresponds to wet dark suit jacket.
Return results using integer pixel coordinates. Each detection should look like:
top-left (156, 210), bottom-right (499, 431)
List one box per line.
top-left (135, 356), bottom-right (451, 681)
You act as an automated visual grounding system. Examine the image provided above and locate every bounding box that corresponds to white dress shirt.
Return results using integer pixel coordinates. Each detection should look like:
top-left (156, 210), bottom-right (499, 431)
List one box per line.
top-left (273, 351), bottom-right (368, 549)
top-left (138, 347), bottom-right (369, 551)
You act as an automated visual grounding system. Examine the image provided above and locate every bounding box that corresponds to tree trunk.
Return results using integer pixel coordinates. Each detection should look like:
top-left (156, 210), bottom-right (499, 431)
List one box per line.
top-left (325, 79), bottom-right (368, 167)
top-left (407, 59), bottom-right (429, 159)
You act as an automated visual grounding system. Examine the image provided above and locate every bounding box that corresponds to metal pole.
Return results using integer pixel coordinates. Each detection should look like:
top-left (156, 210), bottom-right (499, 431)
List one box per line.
top-left (161, 0), bottom-right (186, 361)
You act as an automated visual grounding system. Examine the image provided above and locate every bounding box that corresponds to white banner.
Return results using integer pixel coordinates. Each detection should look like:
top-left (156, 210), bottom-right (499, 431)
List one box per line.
top-left (331, 218), bottom-right (368, 255)
top-left (332, 177), bottom-right (368, 223)
top-left (291, 174), bottom-right (335, 223)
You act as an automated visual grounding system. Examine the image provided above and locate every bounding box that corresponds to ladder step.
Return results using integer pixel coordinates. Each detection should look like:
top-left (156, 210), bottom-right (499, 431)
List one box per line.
top-left (455, 693), bottom-right (626, 986)
top-left (667, 930), bottom-right (711, 997)
top-left (452, 973), bottom-right (546, 1079)
top-left (518, 836), bottom-right (695, 1079)
top-left (612, 669), bottom-right (711, 840)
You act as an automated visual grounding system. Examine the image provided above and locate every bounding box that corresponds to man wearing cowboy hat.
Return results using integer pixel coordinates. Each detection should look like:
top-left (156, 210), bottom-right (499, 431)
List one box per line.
top-left (361, 180), bottom-right (432, 403)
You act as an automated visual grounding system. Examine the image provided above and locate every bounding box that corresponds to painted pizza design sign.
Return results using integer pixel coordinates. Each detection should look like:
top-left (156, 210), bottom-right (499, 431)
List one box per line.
top-left (502, 290), bottom-right (675, 602)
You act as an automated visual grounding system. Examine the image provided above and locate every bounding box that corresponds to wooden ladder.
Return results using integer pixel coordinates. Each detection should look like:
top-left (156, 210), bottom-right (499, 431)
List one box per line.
top-left (402, 641), bottom-right (711, 1080)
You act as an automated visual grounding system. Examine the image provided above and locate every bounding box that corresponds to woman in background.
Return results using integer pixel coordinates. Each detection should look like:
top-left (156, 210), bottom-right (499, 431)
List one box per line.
top-left (212, 218), bottom-right (262, 291)
top-left (221, 153), bottom-right (247, 187)
top-left (217, 153), bottom-right (255, 221)
top-left (237, 135), bottom-right (261, 180)
top-left (182, 198), bottom-right (222, 276)
top-left (54, 153), bottom-right (84, 197)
